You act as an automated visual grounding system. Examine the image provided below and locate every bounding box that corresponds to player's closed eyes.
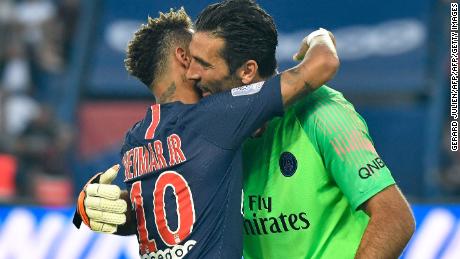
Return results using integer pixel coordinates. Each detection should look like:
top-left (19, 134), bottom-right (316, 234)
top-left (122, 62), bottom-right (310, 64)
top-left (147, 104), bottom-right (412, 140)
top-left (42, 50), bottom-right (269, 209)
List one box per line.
top-left (192, 56), bottom-right (213, 70)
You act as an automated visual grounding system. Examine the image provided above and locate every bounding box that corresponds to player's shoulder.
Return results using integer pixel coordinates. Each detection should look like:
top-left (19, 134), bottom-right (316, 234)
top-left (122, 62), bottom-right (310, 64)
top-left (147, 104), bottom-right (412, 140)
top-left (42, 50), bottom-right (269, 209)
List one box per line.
top-left (127, 106), bottom-right (154, 134)
top-left (192, 81), bottom-right (266, 110)
top-left (291, 85), bottom-right (367, 132)
top-left (122, 105), bottom-right (158, 146)
top-left (120, 120), bottom-right (141, 156)
top-left (126, 120), bottom-right (144, 137)
top-left (290, 85), bottom-right (349, 118)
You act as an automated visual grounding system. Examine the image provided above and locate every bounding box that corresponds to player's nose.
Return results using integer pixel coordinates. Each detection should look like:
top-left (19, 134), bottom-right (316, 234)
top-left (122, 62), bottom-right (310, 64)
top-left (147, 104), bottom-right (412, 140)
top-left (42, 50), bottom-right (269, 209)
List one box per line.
top-left (186, 60), bottom-right (201, 81)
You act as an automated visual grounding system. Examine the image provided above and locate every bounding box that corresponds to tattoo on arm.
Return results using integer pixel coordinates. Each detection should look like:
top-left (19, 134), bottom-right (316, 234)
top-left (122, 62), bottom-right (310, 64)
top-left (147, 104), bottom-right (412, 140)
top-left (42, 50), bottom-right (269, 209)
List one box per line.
top-left (281, 68), bottom-right (315, 106)
top-left (303, 82), bottom-right (314, 94)
top-left (158, 82), bottom-right (176, 103)
top-left (293, 66), bottom-right (315, 94)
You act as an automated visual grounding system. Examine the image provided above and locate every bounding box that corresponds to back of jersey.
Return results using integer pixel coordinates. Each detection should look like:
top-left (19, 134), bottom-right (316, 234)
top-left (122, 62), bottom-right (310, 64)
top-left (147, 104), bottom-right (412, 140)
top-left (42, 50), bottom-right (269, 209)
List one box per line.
top-left (120, 76), bottom-right (283, 258)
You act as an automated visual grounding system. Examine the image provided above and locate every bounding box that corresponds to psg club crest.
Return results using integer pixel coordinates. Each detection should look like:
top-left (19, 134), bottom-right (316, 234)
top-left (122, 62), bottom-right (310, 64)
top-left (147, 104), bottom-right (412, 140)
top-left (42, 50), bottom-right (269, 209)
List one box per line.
top-left (279, 152), bottom-right (297, 177)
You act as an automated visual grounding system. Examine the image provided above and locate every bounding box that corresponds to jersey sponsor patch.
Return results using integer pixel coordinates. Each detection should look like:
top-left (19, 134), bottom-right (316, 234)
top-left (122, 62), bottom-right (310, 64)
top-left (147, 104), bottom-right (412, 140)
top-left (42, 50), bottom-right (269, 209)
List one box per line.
top-left (141, 239), bottom-right (196, 259)
top-left (358, 157), bottom-right (387, 179)
top-left (279, 152), bottom-right (298, 177)
top-left (231, 81), bottom-right (265, 96)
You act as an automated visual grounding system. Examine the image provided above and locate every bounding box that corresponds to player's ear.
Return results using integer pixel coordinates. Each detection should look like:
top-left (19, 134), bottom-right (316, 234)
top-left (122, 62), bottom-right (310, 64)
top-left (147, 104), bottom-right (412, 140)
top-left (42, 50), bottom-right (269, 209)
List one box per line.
top-left (238, 60), bottom-right (258, 84)
top-left (175, 47), bottom-right (190, 68)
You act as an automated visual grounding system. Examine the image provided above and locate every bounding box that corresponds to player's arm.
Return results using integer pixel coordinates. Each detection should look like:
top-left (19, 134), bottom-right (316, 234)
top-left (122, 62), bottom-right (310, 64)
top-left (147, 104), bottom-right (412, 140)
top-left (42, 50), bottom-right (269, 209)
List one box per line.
top-left (280, 29), bottom-right (339, 107)
top-left (355, 185), bottom-right (415, 259)
top-left (301, 98), bottom-right (414, 258)
top-left (72, 164), bottom-right (137, 235)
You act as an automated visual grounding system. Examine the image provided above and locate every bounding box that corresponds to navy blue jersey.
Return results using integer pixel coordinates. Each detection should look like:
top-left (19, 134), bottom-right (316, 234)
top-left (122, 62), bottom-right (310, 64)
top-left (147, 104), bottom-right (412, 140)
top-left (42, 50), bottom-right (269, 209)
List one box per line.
top-left (120, 76), bottom-right (283, 258)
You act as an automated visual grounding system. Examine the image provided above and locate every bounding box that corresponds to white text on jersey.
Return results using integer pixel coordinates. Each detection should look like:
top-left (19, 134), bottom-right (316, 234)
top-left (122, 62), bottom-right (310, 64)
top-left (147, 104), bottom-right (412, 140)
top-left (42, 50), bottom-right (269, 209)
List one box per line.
top-left (122, 134), bottom-right (187, 181)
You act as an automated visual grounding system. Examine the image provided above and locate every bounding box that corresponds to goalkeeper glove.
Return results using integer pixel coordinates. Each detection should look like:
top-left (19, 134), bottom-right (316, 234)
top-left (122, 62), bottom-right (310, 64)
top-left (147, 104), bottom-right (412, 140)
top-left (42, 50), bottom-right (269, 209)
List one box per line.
top-left (73, 164), bottom-right (127, 234)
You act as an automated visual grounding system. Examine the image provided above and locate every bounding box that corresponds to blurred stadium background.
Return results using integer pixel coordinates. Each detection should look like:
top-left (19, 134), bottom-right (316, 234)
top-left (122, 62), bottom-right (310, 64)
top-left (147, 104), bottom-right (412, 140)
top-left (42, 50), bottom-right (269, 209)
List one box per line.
top-left (0, 0), bottom-right (457, 258)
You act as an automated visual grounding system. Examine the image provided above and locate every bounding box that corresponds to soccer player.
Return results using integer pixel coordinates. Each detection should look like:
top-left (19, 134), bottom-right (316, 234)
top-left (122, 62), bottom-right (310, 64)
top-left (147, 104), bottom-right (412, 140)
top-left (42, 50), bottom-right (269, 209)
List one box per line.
top-left (241, 89), bottom-right (416, 258)
top-left (73, 4), bottom-right (339, 259)
top-left (187, 1), bottom-right (415, 258)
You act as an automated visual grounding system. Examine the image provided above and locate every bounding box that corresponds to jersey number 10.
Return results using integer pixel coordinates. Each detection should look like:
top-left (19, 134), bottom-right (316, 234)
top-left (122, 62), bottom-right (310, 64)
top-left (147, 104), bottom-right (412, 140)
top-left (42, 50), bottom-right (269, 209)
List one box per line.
top-left (130, 171), bottom-right (196, 254)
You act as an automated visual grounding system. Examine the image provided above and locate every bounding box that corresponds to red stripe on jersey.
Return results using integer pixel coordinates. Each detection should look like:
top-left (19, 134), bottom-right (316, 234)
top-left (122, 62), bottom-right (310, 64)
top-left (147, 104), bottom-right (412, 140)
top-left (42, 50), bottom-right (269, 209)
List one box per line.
top-left (145, 104), bottom-right (160, 140)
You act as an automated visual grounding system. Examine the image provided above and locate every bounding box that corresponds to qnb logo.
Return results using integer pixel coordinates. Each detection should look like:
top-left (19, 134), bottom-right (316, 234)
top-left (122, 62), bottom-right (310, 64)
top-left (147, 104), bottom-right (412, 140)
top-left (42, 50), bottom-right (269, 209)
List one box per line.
top-left (358, 157), bottom-right (386, 179)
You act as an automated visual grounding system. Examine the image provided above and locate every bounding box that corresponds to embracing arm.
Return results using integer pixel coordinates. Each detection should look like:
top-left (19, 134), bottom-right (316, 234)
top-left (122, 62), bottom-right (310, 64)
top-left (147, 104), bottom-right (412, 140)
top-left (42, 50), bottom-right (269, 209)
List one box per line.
top-left (280, 29), bottom-right (339, 107)
top-left (355, 185), bottom-right (415, 259)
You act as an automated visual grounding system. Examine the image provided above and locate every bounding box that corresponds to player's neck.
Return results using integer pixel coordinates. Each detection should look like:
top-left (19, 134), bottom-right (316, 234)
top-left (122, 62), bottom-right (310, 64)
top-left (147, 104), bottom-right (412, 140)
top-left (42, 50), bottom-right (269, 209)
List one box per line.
top-left (152, 79), bottom-right (177, 104)
top-left (153, 77), bottom-right (200, 105)
top-left (244, 74), bottom-right (266, 85)
top-left (252, 74), bottom-right (268, 84)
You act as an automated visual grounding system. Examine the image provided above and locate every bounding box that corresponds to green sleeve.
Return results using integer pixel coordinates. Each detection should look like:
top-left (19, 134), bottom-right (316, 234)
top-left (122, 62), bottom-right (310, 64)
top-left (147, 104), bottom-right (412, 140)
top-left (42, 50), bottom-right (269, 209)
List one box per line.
top-left (297, 92), bottom-right (395, 210)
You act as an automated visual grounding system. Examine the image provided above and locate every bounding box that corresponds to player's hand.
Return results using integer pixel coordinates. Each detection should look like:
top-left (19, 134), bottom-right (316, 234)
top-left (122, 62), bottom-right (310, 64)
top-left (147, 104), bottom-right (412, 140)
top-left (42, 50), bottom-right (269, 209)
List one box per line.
top-left (293, 28), bottom-right (336, 62)
top-left (76, 164), bottom-right (127, 234)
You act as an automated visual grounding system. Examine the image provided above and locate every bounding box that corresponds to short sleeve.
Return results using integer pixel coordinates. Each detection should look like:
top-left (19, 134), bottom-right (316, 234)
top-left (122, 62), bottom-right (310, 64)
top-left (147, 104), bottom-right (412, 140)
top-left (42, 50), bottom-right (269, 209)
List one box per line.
top-left (303, 98), bottom-right (395, 210)
top-left (183, 75), bottom-right (284, 149)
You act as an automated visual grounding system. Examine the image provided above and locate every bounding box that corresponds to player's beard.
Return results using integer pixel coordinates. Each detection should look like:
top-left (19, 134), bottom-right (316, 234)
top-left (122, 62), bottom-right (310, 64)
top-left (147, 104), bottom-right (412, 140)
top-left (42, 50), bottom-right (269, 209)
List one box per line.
top-left (198, 73), bottom-right (242, 95)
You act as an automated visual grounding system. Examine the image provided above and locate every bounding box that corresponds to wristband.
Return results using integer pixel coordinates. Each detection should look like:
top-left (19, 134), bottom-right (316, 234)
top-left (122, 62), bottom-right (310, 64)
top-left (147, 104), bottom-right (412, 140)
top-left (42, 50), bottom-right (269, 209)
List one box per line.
top-left (306, 28), bottom-right (330, 46)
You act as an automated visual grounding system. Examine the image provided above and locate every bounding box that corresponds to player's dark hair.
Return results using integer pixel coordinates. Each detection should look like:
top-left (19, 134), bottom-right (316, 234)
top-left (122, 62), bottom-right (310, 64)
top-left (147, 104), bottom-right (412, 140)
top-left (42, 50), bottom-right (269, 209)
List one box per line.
top-left (125, 8), bottom-right (193, 88)
top-left (195, 0), bottom-right (278, 78)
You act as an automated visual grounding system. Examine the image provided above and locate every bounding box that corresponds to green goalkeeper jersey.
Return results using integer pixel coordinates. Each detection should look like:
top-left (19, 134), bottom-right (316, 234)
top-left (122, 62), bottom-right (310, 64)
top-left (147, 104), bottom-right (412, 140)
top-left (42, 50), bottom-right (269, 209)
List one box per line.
top-left (242, 86), bottom-right (395, 259)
